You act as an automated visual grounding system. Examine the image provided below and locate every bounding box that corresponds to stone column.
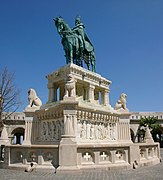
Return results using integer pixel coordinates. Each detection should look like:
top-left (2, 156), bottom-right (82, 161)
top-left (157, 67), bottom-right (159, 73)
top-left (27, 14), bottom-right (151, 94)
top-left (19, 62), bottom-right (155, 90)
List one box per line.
top-left (48, 83), bottom-right (55, 103)
top-left (23, 120), bottom-right (33, 145)
top-left (60, 85), bottom-right (65, 101)
top-left (88, 84), bottom-right (95, 102)
top-left (103, 89), bottom-right (110, 106)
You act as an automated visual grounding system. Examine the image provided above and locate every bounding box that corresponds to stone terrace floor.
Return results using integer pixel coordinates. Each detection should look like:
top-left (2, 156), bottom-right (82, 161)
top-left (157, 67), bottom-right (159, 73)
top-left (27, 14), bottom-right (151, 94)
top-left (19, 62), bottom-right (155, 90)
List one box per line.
top-left (0, 149), bottom-right (163, 180)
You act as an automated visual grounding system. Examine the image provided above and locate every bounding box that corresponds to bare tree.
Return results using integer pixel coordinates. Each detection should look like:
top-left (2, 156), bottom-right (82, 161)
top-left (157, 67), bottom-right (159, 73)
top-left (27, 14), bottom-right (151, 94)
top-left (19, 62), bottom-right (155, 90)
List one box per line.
top-left (0, 67), bottom-right (22, 127)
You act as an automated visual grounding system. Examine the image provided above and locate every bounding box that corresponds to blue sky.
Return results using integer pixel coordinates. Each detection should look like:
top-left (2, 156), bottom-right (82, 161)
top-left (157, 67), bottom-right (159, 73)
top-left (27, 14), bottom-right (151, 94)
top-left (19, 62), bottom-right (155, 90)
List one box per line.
top-left (0, 0), bottom-right (163, 112)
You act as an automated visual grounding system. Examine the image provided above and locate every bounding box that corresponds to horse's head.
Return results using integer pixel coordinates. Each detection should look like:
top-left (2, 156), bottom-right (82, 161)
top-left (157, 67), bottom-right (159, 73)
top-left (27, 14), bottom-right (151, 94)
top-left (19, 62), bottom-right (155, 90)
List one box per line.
top-left (54, 16), bottom-right (72, 37)
top-left (54, 17), bottom-right (64, 35)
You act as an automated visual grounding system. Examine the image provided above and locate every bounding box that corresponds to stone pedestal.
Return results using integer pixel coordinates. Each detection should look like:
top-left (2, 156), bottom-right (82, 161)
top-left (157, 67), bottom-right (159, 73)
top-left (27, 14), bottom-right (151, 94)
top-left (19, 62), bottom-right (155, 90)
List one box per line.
top-left (3, 63), bottom-right (160, 171)
top-left (117, 113), bottom-right (132, 142)
top-left (23, 108), bottom-right (38, 145)
top-left (129, 144), bottom-right (140, 168)
top-left (59, 138), bottom-right (78, 169)
top-left (58, 99), bottom-right (78, 169)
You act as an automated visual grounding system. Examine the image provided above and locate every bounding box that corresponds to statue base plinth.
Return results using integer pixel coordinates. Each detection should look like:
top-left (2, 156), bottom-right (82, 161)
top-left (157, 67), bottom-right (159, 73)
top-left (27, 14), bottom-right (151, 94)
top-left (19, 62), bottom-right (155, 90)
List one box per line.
top-left (24, 106), bottom-right (41, 112)
top-left (63, 96), bottom-right (76, 101)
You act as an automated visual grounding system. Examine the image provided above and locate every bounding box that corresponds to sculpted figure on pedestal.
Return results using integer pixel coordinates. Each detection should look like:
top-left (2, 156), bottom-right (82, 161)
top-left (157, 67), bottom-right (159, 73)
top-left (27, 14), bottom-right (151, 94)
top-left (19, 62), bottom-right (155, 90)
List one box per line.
top-left (54, 16), bottom-right (96, 72)
top-left (77, 121), bottom-right (82, 139)
top-left (64, 74), bottom-right (76, 98)
top-left (27, 88), bottom-right (42, 107)
top-left (42, 122), bottom-right (47, 141)
top-left (114, 93), bottom-right (129, 112)
top-left (82, 121), bottom-right (87, 139)
top-left (90, 124), bottom-right (95, 140)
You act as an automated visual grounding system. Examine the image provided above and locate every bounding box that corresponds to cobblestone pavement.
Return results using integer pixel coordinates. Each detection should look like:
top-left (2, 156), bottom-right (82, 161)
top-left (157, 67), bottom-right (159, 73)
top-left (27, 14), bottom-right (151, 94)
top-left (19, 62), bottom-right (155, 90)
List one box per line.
top-left (0, 149), bottom-right (163, 180)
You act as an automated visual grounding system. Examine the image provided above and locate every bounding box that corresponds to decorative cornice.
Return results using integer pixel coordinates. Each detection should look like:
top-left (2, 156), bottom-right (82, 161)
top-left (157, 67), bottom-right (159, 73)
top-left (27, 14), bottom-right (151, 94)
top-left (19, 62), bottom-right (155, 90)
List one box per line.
top-left (46, 63), bottom-right (111, 89)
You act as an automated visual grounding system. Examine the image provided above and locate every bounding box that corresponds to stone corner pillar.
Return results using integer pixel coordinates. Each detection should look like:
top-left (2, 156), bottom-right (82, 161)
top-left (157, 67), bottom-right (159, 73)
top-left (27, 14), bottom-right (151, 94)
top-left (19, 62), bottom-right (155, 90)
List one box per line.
top-left (129, 144), bottom-right (140, 169)
top-left (23, 110), bottom-right (36, 145)
top-left (59, 137), bottom-right (78, 169)
top-left (59, 100), bottom-right (78, 170)
top-left (117, 113), bottom-right (132, 142)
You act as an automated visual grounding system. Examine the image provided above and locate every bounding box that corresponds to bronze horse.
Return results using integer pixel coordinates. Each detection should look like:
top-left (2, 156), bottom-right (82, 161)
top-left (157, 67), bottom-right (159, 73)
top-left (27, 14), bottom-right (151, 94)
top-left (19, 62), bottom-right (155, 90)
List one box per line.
top-left (54, 17), bottom-right (96, 72)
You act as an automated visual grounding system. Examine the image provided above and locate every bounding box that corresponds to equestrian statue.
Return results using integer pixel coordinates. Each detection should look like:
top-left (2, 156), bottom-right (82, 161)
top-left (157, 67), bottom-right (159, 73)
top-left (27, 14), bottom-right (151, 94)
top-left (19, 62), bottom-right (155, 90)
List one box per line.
top-left (53, 16), bottom-right (96, 72)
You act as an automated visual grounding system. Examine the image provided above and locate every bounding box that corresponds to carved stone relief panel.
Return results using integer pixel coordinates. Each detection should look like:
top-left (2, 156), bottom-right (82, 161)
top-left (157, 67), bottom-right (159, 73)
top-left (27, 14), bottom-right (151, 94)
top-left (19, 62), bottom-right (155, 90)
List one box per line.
top-left (40, 119), bottom-right (64, 141)
top-left (77, 120), bottom-right (117, 141)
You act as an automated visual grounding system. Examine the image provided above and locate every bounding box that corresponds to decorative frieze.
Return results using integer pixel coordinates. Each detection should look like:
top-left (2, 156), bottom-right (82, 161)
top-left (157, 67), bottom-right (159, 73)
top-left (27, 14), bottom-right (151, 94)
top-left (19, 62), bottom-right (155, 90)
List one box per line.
top-left (40, 120), bottom-right (64, 141)
top-left (77, 120), bottom-right (117, 141)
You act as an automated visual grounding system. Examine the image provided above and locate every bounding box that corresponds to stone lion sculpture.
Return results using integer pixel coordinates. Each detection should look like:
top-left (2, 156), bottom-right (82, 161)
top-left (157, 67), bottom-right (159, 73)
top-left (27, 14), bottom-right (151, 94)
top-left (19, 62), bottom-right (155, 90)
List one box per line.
top-left (27, 88), bottom-right (42, 107)
top-left (114, 93), bottom-right (129, 111)
top-left (64, 74), bottom-right (76, 98)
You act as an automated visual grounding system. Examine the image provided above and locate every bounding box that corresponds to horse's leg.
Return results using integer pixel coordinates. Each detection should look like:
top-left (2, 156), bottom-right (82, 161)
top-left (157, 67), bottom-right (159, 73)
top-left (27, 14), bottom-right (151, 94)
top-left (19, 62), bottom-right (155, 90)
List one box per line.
top-left (65, 49), bottom-right (69, 64)
top-left (91, 60), bottom-right (95, 72)
top-left (70, 45), bottom-right (73, 63)
top-left (88, 64), bottom-right (90, 70)
top-left (93, 60), bottom-right (96, 72)
top-left (89, 52), bottom-right (95, 72)
top-left (92, 52), bottom-right (96, 72)
top-left (86, 60), bottom-right (90, 70)
top-left (66, 56), bottom-right (69, 64)
top-left (81, 59), bottom-right (83, 67)
top-left (87, 53), bottom-right (90, 70)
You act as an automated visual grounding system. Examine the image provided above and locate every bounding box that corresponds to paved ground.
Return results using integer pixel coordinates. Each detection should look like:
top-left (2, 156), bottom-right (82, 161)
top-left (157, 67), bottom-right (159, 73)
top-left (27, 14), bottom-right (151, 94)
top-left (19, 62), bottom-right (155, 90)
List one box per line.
top-left (0, 149), bottom-right (163, 180)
